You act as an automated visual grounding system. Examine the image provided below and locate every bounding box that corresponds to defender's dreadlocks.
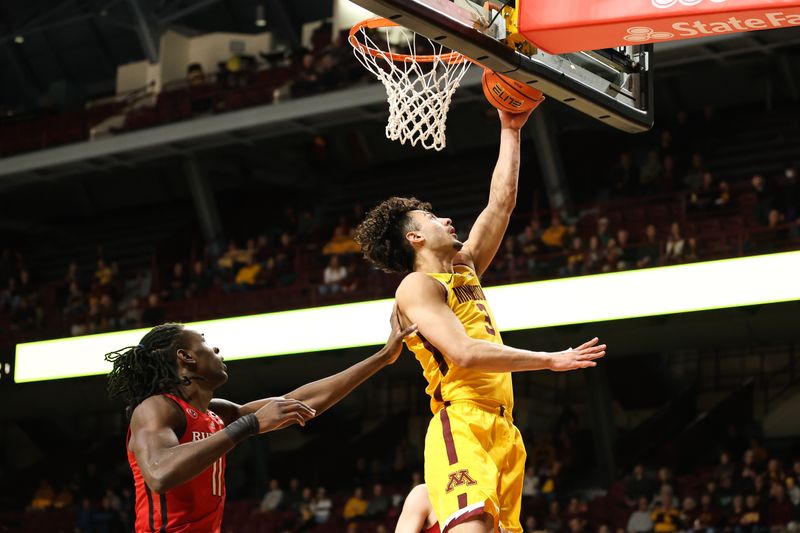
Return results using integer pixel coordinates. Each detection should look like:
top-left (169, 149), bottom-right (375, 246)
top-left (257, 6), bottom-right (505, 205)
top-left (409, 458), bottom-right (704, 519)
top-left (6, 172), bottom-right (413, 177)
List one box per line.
top-left (105, 323), bottom-right (189, 418)
top-left (355, 197), bottom-right (432, 274)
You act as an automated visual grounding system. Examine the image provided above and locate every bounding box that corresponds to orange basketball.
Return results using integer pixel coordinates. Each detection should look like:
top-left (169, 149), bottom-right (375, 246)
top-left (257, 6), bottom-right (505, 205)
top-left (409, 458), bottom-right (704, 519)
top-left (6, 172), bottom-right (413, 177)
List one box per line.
top-left (481, 69), bottom-right (544, 114)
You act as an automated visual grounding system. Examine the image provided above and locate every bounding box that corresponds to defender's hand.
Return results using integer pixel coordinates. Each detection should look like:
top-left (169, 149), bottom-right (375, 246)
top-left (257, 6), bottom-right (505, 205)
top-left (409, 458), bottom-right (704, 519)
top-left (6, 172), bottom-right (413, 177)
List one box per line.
top-left (254, 398), bottom-right (316, 432)
top-left (548, 337), bottom-right (606, 372)
top-left (382, 304), bottom-right (418, 365)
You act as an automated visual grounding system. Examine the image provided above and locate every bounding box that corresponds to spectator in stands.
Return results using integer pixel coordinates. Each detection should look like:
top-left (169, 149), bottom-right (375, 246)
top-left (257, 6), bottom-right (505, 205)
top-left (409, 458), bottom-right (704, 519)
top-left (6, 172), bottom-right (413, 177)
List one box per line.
top-left (768, 482), bottom-right (793, 530)
top-left (490, 236), bottom-right (517, 279)
top-left (284, 478), bottom-right (302, 511)
top-left (523, 466), bottom-right (540, 502)
top-left (11, 296), bottom-right (38, 330)
top-left (751, 174), bottom-right (775, 225)
top-left (542, 213), bottom-right (567, 250)
top-left (568, 517), bottom-right (587, 533)
top-left (564, 236), bottom-right (586, 276)
top-left (0, 276), bottom-right (19, 311)
top-left (319, 255), bottom-right (349, 296)
top-left (565, 497), bottom-right (588, 523)
top-left (596, 217), bottom-right (611, 247)
top-left (541, 461), bottom-right (562, 502)
top-left (187, 260), bottom-right (212, 297)
top-left (627, 496), bottom-right (654, 533)
top-left (92, 493), bottom-right (122, 533)
top-left (683, 153), bottom-right (706, 191)
top-left (523, 515), bottom-right (539, 533)
top-left (664, 223), bottom-right (685, 264)
top-left (689, 172), bottom-right (717, 212)
top-left (635, 224), bottom-right (660, 268)
top-left (366, 483), bottom-right (389, 518)
top-left (517, 222), bottom-right (541, 273)
top-left (260, 479), bottom-right (283, 512)
top-left (545, 500), bottom-right (564, 533)
top-left (653, 485), bottom-right (679, 509)
top-left (296, 487), bottom-right (316, 529)
top-left (234, 256), bottom-right (262, 289)
top-left (586, 236), bottom-right (602, 273)
top-left (639, 150), bottom-right (663, 195)
top-left (651, 491), bottom-right (680, 533)
top-left (186, 63), bottom-right (206, 87)
top-left (718, 475), bottom-right (735, 510)
top-left (608, 152), bottom-right (640, 197)
top-left (715, 452), bottom-right (737, 482)
top-left (626, 464), bottom-right (656, 506)
top-left (312, 487), bottom-right (333, 524)
top-left (322, 224), bottom-right (360, 256)
top-left (95, 258), bottom-right (113, 287)
top-left (53, 483), bottom-right (74, 509)
top-left (344, 487), bottom-right (368, 521)
top-left (679, 497), bottom-right (698, 531)
top-left (28, 479), bottom-right (55, 510)
top-left (97, 293), bottom-right (117, 331)
top-left (740, 494), bottom-right (764, 532)
top-left (75, 498), bottom-right (95, 533)
top-left (715, 180), bottom-right (732, 209)
top-left (684, 237), bottom-right (699, 262)
top-left (603, 239), bottom-right (620, 273)
top-left (292, 53), bottom-right (320, 97)
top-left (616, 229), bottom-right (634, 270)
top-left (217, 241), bottom-right (246, 273)
top-left (164, 262), bottom-right (187, 301)
top-left (694, 493), bottom-right (721, 531)
top-left (141, 293), bottom-right (165, 326)
top-left (118, 295), bottom-right (142, 329)
top-left (727, 495), bottom-right (746, 529)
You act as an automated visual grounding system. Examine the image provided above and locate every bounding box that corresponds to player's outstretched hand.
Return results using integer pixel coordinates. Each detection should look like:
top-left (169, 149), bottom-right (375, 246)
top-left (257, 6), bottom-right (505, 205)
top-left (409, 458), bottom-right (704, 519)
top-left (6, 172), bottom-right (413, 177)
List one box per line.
top-left (498, 108), bottom-right (535, 130)
top-left (381, 304), bottom-right (418, 365)
top-left (548, 337), bottom-right (606, 372)
top-left (254, 397), bottom-right (316, 433)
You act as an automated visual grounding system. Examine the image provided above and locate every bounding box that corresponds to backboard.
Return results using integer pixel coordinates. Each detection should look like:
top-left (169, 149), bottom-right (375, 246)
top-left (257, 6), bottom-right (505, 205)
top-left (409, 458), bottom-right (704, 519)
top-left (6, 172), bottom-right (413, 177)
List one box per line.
top-left (347, 0), bottom-right (655, 133)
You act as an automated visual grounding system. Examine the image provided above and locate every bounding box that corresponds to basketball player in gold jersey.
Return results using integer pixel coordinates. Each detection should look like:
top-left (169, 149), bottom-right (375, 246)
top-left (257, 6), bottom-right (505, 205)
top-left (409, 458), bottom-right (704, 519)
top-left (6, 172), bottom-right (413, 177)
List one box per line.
top-left (355, 108), bottom-right (606, 533)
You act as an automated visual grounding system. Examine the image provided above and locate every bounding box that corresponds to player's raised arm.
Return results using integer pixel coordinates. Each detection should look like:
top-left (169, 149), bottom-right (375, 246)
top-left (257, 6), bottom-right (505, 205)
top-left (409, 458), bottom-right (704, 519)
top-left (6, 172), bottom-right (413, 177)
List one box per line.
top-left (130, 395), bottom-right (312, 493)
top-left (461, 109), bottom-right (535, 276)
top-left (214, 307), bottom-right (417, 421)
top-left (396, 273), bottom-right (605, 372)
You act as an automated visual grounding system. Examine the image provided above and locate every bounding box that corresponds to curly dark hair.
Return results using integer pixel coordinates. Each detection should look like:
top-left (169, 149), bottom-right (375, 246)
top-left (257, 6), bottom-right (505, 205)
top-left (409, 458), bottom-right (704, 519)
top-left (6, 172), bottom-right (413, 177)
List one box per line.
top-left (105, 323), bottom-right (189, 418)
top-left (355, 197), bottom-right (432, 274)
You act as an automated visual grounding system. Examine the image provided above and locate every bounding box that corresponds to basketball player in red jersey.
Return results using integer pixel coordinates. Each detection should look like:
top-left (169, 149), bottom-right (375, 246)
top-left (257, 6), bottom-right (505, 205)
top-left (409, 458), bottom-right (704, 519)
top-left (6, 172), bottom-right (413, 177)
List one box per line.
top-left (105, 310), bottom-right (416, 533)
top-left (397, 484), bottom-right (440, 533)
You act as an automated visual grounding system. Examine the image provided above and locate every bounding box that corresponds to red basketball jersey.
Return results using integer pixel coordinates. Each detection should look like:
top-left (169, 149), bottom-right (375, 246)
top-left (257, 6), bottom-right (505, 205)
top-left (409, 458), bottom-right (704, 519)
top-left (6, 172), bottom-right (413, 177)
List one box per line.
top-left (127, 393), bottom-right (226, 533)
top-left (425, 523), bottom-right (441, 533)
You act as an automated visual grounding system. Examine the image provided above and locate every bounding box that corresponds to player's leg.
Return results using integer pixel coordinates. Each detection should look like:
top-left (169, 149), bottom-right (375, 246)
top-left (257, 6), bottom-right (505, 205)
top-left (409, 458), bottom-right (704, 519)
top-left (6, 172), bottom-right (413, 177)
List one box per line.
top-left (424, 404), bottom-right (501, 533)
top-left (496, 423), bottom-right (527, 533)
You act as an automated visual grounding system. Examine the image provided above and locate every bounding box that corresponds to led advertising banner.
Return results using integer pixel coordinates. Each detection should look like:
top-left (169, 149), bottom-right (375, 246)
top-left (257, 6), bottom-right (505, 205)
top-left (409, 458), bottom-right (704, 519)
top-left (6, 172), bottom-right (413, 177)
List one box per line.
top-left (14, 251), bottom-right (800, 383)
top-left (519, 0), bottom-right (800, 54)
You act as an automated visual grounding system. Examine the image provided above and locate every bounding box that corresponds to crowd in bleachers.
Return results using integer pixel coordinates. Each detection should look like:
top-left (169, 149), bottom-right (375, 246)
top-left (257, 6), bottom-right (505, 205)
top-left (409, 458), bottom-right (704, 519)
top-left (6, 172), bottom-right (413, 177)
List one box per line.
top-left (16, 414), bottom-right (800, 533)
top-left (0, 24), bottom-right (368, 157)
top-left (1, 104), bottom-right (799, 340)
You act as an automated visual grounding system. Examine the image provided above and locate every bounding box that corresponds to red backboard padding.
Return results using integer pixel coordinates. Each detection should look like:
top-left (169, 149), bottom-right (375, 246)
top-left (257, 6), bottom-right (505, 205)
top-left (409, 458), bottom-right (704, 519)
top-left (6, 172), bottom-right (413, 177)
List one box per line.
top-left (519, 0), bottom-right (800, 54)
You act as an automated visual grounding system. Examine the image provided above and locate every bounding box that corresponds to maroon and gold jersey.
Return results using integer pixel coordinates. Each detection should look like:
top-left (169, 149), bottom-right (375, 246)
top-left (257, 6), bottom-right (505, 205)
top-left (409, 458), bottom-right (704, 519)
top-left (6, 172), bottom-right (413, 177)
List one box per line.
top-left (128, 393), bottom-right (226, 533)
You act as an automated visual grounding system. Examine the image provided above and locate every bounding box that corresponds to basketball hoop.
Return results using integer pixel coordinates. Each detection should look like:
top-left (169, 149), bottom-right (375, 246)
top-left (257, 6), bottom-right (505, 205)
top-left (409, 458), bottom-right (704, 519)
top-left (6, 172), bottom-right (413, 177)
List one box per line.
top-left (349, 17), bottom-right (474, 151)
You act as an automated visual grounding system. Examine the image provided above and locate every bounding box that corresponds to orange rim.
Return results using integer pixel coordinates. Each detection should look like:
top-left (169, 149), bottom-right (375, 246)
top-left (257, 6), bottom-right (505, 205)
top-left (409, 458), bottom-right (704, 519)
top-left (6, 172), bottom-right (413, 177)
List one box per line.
top-left (348, 17), bottom-right (471, 64)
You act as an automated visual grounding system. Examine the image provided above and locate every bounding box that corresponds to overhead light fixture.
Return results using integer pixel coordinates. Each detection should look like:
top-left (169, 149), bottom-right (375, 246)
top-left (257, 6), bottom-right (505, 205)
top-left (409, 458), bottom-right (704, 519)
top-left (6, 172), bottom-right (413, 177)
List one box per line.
top-left (255, 5), bottom-right (266, 27)
top-left (14, 36), bottom-right (24, 44)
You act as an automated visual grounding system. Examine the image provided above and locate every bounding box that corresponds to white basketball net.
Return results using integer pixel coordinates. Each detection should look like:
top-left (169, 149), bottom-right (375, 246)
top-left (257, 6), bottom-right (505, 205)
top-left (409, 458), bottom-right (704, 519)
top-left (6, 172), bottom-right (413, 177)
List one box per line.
top-left (350, 23), bottom-right (472, 151)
